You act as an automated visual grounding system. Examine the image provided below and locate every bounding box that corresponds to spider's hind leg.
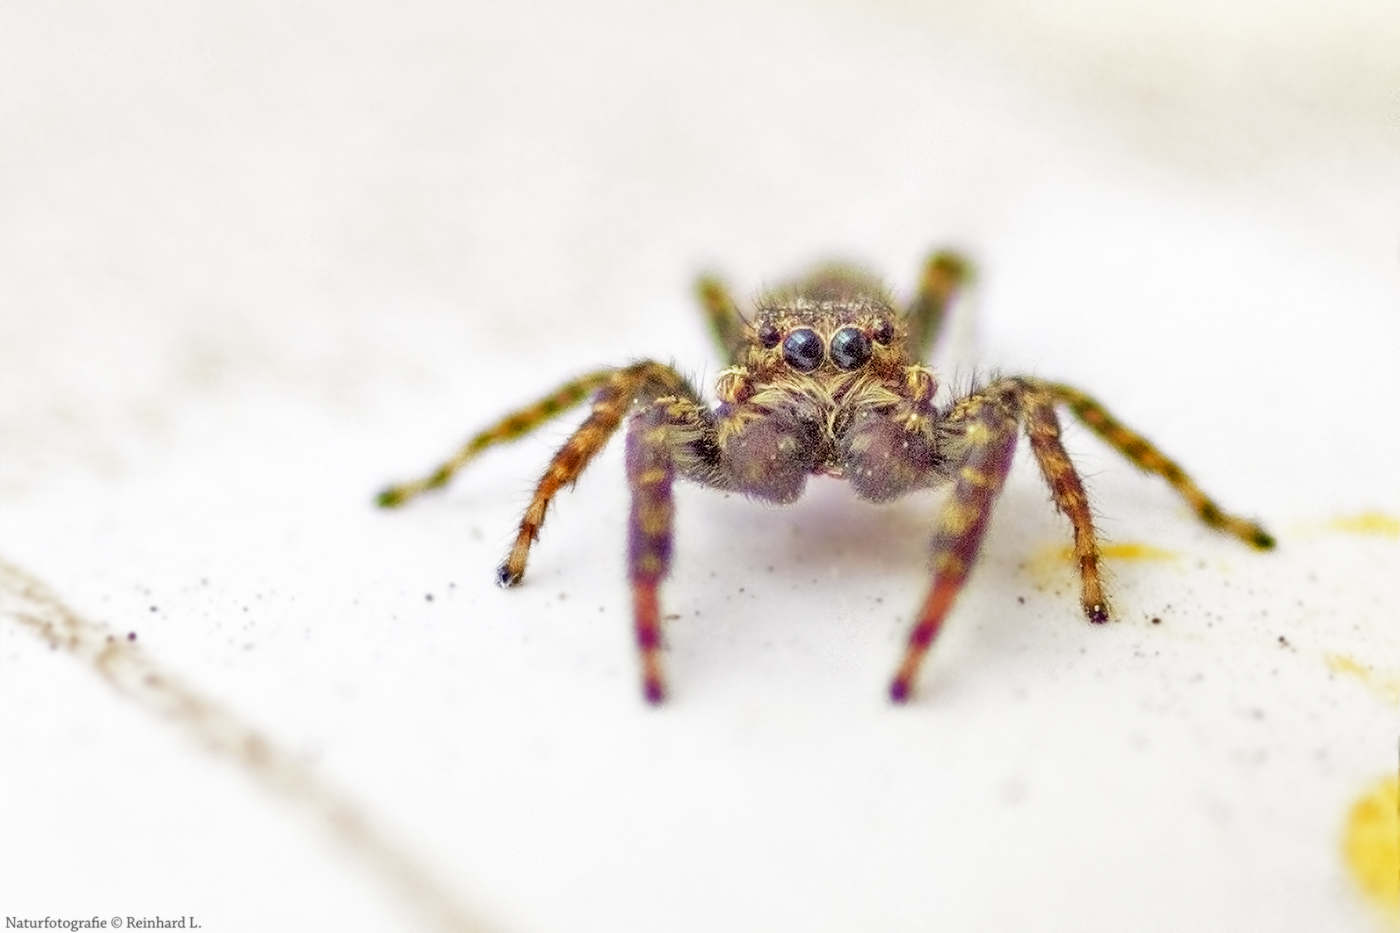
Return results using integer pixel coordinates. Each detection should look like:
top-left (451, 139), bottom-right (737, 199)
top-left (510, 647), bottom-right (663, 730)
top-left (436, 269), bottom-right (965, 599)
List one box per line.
top-left (695, 274), bottom-right (747, 363)
top-left (903, 250), bottom-right (974, 360)
top-left (376, 369), bottom-right (615, 507)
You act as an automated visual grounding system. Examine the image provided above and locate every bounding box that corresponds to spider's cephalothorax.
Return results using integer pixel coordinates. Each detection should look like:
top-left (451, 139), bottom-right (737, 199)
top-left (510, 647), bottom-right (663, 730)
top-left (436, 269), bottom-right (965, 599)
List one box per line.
top-left (378, 250), bottom-right (1274, 704)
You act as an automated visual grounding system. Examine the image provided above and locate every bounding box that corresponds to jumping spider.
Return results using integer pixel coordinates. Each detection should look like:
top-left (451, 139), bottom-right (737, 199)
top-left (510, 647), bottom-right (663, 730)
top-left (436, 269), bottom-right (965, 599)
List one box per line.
top-left (378, 250), bottom-right (1274, 704)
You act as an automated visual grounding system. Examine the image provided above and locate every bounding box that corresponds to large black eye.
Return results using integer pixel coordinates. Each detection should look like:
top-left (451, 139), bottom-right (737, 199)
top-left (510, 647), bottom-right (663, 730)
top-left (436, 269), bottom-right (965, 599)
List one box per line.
top-left (782, 328), bottom-right (824, 372)
top-left (830, 327), bottom-right (872, 370)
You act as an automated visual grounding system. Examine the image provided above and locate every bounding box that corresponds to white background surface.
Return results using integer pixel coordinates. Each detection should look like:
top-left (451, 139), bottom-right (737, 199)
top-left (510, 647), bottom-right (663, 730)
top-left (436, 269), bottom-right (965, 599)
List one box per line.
top-left (1, 2), bottom-right (1397, 931)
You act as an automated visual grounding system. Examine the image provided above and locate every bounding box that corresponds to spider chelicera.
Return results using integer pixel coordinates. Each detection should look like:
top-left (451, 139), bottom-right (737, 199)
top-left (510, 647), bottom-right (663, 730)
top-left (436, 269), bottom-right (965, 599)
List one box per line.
top-left (378, 249), bottom-right (1274, 704)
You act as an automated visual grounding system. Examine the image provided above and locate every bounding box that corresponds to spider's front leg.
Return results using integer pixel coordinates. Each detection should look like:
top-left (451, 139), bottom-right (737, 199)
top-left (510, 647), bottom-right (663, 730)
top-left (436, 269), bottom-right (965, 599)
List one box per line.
top-left (491, 362), bottom-right (699, 587)
top-left (888, 378), bottom-right (1118, 701)
top-left (890, 389), bottom-right (1020, 703)
top-left (889, 375), bottom-right (1275, 702)
top-left (624, 393), bottom-right (723, 704)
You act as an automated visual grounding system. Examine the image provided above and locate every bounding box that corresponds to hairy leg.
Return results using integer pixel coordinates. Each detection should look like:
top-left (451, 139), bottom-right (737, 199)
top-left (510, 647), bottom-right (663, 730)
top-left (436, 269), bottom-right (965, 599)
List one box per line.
top-left (625, 403), bottom-right (681, 704)
top-left (891, 393), bottom-right (1018, 702)
top-left (376, 370), bottom-right (615, 507)
top-left (627, 388), bottom-right (729, 703)
top-left (695, 274), bottom-right (748, 363)
top-left (903, 250), bottom-right (974, 361)
top-left (1015, 380), bottom-right (1109, 622)
top-left (1039, 380), bottom-right (1275, 549)
top-left (496, 361), bottom-right (701, 587)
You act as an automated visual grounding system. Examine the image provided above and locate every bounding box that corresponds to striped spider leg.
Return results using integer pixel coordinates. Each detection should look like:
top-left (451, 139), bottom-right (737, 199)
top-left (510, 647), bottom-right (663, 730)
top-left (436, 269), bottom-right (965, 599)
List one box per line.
top-left (378, 360), bottom-right (730, 702)
top-left (883, 375), bottom-right (1275, 701)
top-left (378, 249), bottom-right (1273, 703)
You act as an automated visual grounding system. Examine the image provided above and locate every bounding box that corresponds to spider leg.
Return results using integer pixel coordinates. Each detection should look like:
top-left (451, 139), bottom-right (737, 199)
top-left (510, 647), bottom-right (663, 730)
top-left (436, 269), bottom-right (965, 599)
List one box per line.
top-left (891, 392), bottom-right (1019, 703)
top-left (497, 361), bottom-right (701, 588)
top-left (1016, 380), bottom-right (1110, 623)
top-left (903, 250), bottom-right (973, 360)
top-left (1038, 380), bottom-right (1275, 549)
top-left (376, 369), bottom-right (614, 507)
top-left (628, 388), bottom-right (725, 703)
top-left (626, 404), bottom-right (679, 703)
top-left (695, 274), bottom-right (747, 363)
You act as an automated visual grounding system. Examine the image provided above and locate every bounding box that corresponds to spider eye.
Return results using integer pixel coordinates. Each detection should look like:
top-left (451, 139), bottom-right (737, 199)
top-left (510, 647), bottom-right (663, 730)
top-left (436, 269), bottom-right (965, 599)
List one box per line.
top-left (782, 328), bottom-right (824, 372)
top-left (757, 321), bottom-right (781, 349)
top-left (871, 319), bottom-right (895, 345)
top-left (829, 327), bottom-right (872, 370)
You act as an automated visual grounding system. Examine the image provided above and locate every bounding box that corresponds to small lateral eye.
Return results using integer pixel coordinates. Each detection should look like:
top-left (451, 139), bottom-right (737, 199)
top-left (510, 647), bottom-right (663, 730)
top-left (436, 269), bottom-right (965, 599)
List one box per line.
top-left (782, 328), bottom-right (824, 372)
top-left (871, 319), bottom-right (895, 345)
top-left (830, 327), bottom-right (873, 370)
top-left (757, 321), bottom-right (781, 349)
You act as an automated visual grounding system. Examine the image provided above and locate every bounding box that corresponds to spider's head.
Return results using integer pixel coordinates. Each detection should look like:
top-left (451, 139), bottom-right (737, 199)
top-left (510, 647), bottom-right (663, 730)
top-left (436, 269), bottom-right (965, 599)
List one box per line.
top-left (715, 293), bottom-right (924, 498)
top-left (713, 264), bottom-right (925, 429)
top-left (749, 309), bottom-right (902, 377)
top-left (741, 263), bottom-right (911, 377)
